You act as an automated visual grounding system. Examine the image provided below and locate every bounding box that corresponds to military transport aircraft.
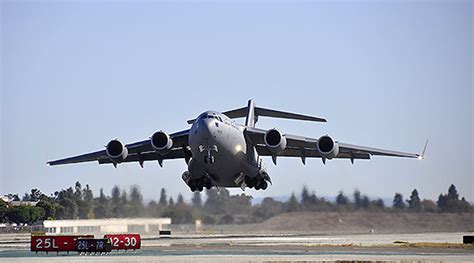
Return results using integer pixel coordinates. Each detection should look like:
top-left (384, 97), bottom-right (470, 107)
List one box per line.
top-left (48, 100), bottom-right (427, 192)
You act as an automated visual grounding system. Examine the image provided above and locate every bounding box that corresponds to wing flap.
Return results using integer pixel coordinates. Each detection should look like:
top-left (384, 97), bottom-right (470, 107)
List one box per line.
top-left (255, 145), bottom-right (370, 160)
top-left (247, 127), bottom-right (420, 160)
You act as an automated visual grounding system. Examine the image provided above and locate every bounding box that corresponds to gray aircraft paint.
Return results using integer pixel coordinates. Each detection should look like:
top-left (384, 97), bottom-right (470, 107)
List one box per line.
top-left (47, 100), bottom-right (424, 192)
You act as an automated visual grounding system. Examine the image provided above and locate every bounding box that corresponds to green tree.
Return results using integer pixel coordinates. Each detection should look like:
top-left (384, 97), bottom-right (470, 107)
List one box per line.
top-left (177, 194), bottom-right (185, 206)
top-left (353, 190), bottom-right (362, 209)
top-left (447, 184), bottom-right (459, 200)
top-left (29, 207), bottom-right (45, 224)
top-left (36, 200), bottom-right (56, 219)
top-left (301, 186), bottom-right (311, 206)
top-left (437, 184), bottom-right (464, 212)
top-left (421, 199), bottom-right (437, 212)
top-left (437, 193), bottom-right (447, 211)
top-left (146, 201), bottom-right (161, 217)
top-left (129, 185), bottom-right (145, 216)
top-left (371, 198), bottom-right (385, 210)
top-left (253, 197), bottom-right (285, 220)
top-left (77, 184), bottom-right (94, 219)
top-left (336, 191), bottom-right (349, 206)
top-left (59, 198), bottom-right (78, 219)
top-left (407, 189), bottom-right (421, 212)
top-left (159, 188), bottom-right (168, 206)
top-left (225, 194), bottom-right (253, 215)
top-left (446, 184), bottom-right (461, 212)
top-left (111, 186), bottom-right (122, 217)
top-left (94, 188), bottom-right (110, 218)
top-left (361, 195), bottom-right (370, 209)
top-left (393, 193), bottom-right (405, 210)
top-left (0, 200), bottom-right (7, 223)
top-left (204, 188), bottom-right (230, 214)
top-left (191, 192), bottom-right (202, 208)
top-left (22, 189), bottom-right (42, 202)
top-left (120, 190), bottom-right (129, 217)
top-left (286, 193), bottom-right (299, 212)
top-left (459, 197), bottom-right (472, 212)
top-left (6, 206), bottom-right (30, 224)
top-left (74, 182), bottom-right (83, 202)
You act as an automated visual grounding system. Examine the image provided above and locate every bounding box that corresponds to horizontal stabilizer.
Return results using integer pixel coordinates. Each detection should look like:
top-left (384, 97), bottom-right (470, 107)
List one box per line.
top-left (219, 106), bottom-right (326, 123)
top-left (187, 102), bottom-right (326, 124)
top-left (254, 107), bottom-right (326, 123)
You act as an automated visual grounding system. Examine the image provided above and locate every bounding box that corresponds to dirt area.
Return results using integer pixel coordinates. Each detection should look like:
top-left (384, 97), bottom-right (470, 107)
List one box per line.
top-left (196, 212), bottom-right (474, 235)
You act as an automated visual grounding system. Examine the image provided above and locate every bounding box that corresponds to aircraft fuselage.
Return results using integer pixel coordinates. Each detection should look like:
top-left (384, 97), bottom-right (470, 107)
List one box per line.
top-left (187, 111), bottom-right (258, 188)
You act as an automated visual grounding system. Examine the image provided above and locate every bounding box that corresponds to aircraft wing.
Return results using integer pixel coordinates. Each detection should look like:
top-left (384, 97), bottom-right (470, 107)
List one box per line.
top-left (47, 129), bottom-right (190, 166)
top-left (245, 127), bottom-right (424, 161)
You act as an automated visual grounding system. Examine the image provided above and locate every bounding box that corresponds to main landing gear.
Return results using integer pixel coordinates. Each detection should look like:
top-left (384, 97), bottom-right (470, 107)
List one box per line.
top-left (245, 177), bottom-right (268, 190)
top-left (182, 171), bottom-right (214, 192)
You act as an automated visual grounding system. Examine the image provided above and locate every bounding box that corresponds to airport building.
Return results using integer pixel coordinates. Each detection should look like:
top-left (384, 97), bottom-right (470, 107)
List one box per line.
top-left (43, 218), bottom-right (171, 234)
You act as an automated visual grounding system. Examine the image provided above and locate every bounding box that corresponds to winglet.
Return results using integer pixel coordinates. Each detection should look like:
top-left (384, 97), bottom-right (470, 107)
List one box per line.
top-left (417, 139), bottom-right (429, 160)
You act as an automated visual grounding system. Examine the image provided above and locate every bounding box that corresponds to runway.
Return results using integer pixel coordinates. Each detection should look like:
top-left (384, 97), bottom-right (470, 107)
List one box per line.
top-left (1, 232), bottom-right (473, 262)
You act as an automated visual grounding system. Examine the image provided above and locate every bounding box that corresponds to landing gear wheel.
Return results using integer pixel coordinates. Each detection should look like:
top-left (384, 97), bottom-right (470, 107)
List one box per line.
top-left (255, 182), bottom-right (261, 190)
top-left (250, 177), bottom-right (258, 188)
top-left (245, 177), bottom-right (252, 186)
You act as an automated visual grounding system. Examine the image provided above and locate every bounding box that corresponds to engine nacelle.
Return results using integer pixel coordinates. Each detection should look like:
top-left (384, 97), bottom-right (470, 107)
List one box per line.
top-left (106, 139), bottom-right (128, 162)
top-left (151, 131), bottom-right (173, 154)
top-left (264, 129), bottom-right (287, 154)
top-left (317, 135), bottom-right (339, 159)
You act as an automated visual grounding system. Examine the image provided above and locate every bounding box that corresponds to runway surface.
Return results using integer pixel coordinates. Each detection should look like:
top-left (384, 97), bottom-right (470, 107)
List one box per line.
top-left (1, 232), bottom-right (473, 262)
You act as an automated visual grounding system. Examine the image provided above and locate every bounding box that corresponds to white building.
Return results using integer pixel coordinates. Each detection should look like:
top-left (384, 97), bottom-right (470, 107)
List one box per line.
top-left (43, 218), bottom-right (171, 234)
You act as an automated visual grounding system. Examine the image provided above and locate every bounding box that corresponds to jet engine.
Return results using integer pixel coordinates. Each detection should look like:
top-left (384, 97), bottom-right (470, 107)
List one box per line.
top-left (317, 135), bottom-right (339, 159)
top-left (106, 139), bottom-right (128, 162)
top-left (264, 129), bottom-right (287, 154)
top-left (151, 131), bottom-right (173, 154)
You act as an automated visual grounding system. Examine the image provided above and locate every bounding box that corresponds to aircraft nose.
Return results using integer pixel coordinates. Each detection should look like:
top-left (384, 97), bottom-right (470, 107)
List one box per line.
top-left (197, 118), bottom-right (214, 139)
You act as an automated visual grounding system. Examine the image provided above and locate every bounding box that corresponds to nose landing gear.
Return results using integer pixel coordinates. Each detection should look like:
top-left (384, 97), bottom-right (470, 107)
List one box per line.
top-left (199, 145), bottom-right (218, 164)
top-left (204, 156), bottom-right (215, 164)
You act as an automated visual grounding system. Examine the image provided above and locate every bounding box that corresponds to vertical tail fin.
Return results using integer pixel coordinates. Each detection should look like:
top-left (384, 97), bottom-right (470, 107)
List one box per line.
top-left (245, 99), bottom-right (257, 127)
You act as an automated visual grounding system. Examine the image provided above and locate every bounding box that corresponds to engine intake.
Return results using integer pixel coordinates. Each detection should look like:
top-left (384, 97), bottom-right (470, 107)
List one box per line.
top-left (264, 129), bottom-right (287, 154)
top-left (106, 139), bottom-right (128, 162)
top-left (151, 131), bottom-right (173, 154)
top-left (317, 135), bottom-right (339, 159)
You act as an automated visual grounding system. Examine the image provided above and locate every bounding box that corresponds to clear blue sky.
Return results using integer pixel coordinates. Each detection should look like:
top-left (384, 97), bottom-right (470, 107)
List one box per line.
top-left (1, 1), bottom-right (472, 203)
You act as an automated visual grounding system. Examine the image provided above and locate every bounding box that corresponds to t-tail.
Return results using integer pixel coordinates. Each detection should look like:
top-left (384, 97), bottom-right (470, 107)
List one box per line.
top-left (187, 99), bottom-right (327, 126)
top-left (224, 99), bottom-right (327, 127)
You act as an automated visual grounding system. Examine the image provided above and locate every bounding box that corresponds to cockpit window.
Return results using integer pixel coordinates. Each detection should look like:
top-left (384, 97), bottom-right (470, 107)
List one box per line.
top-left (199, 113), bottom-right (219, 120)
